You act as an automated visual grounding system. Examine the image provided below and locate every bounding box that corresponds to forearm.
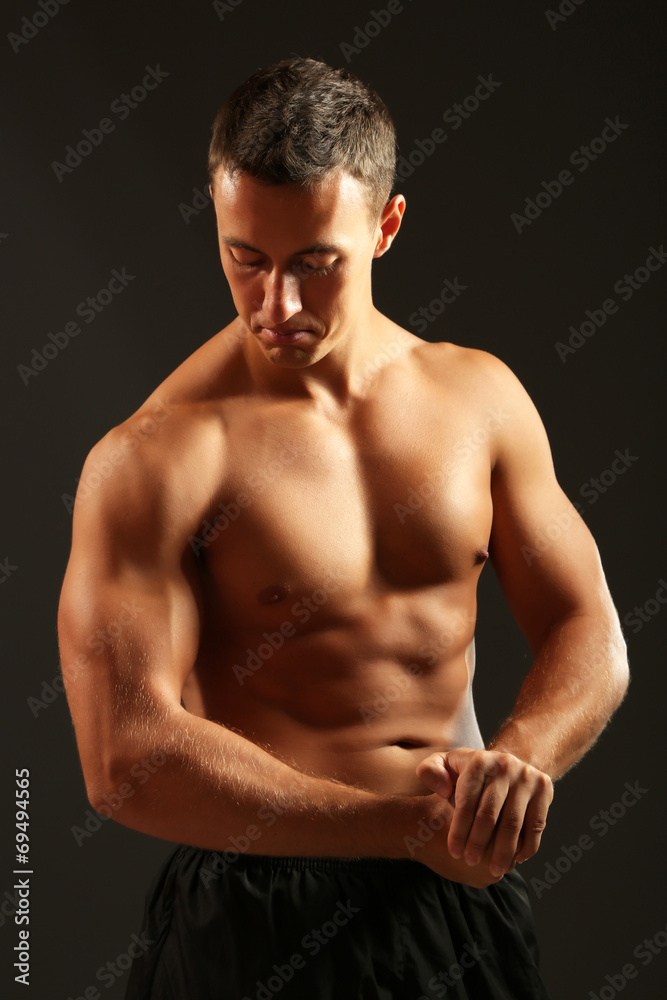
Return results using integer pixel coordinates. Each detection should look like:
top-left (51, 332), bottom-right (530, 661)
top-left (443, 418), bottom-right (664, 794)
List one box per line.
top-left (94, 705), bottom-right (397, 855)
top-left (92, 706), bottom-right (496, 884)
top-left (488, 610), bottom-right (629, 780)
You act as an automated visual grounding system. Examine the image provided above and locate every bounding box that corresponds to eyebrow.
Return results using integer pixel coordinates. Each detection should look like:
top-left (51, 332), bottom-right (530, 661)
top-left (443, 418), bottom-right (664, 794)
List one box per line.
top-left (221, 237), bottom-right (342, 256)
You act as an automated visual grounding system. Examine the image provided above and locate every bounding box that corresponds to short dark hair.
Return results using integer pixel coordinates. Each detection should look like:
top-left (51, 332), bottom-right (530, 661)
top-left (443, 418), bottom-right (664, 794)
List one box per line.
top-left (208, 56), bottom-right (397, 225)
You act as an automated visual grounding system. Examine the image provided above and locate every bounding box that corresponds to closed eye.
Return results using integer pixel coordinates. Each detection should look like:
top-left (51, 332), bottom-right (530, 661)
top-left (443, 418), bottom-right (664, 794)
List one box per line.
top-left (230, 253), bottom-right (338, 277)
top-left (293, 259), bottom-right (338, 277)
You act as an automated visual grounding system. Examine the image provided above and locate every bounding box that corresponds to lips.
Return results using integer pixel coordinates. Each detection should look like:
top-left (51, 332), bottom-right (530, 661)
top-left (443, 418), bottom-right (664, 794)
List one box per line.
top-left (262, 327), bottom-right (312, 345)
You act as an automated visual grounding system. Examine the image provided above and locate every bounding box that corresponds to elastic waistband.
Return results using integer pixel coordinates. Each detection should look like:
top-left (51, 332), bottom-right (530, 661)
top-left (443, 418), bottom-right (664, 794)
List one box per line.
top-left (180, 845), bottom-right (424, 875)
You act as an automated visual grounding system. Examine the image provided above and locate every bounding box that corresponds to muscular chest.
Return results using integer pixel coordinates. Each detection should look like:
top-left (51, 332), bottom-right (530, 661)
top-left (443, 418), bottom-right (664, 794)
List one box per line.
top-left (196, 387), bottom-right (493, 616)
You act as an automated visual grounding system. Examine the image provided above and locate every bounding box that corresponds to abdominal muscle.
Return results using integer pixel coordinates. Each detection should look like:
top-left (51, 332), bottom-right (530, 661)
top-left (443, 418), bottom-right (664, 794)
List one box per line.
top-left (183, 617), bottom-right (485, 798)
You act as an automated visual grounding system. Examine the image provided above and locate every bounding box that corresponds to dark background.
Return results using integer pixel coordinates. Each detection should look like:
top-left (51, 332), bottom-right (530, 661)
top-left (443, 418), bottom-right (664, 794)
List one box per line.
top-left (2, 0), bottom-right (666, 996)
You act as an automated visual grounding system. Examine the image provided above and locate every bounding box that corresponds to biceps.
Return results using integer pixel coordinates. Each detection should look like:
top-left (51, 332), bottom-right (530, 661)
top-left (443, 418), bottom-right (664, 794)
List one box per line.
top-left (489, 475), bottom-right (608, 650)
top-left (58, 566), bottom-right (202, 770)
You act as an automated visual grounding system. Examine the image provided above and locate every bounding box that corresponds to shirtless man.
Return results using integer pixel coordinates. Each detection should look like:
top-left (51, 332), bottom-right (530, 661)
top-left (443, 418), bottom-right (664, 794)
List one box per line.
top-left (57, 57), bottom-right (629, 998)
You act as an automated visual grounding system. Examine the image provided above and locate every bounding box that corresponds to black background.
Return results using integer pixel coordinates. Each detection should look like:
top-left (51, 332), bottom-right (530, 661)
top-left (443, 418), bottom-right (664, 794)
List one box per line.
top-left (2, 0), bottom-right (666, 997)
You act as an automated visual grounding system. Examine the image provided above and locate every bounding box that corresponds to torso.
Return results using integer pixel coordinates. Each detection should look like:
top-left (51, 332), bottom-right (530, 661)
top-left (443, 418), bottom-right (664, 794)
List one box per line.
top-left (139, 318), bottom-right (499, 796)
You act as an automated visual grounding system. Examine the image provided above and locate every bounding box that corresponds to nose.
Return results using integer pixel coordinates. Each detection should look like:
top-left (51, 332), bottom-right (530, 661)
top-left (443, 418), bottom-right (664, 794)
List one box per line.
top-left (259, 269), bottom-right (303, 326)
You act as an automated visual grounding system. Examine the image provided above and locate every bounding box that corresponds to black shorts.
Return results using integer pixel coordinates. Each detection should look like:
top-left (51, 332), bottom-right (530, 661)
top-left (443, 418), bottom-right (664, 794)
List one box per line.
top-left (124, 846), bottom-right (552, 999)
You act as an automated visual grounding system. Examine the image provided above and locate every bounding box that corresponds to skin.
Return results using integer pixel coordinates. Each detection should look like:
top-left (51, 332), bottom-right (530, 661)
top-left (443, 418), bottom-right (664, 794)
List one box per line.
top-left (57, 166), bottom-right (629, 888)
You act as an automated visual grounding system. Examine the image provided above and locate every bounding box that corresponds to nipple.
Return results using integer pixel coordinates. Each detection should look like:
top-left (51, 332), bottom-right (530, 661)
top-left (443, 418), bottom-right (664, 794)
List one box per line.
top-left (257, 583), bottom-right (290, 606)
top-left (475, 547), bottom-right (490, 565)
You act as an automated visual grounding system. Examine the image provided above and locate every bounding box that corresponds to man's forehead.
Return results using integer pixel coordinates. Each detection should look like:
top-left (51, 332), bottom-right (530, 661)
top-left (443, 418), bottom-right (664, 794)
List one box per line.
top-left (212, 167), bottom-right (373, 244)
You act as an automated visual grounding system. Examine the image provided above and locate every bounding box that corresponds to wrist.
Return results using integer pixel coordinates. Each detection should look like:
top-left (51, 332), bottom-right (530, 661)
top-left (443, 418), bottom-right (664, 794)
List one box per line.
top-left (487, 717), bottom-right (555, 777)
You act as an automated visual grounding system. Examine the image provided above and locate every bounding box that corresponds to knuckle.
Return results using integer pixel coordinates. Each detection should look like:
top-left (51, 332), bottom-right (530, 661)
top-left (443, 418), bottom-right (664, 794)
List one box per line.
top-left (494, 754), bottom-right (512, 777)
top-left (466, 764), bottom-right (488, 786)
top-left (474, 805), bottom-right (499, 824)
top-left (498, 811), bottom-right (523, 835)
top-left (454, 803), bottom-right (478, 824)
top-left (530, 816), bottom-right (548, 834)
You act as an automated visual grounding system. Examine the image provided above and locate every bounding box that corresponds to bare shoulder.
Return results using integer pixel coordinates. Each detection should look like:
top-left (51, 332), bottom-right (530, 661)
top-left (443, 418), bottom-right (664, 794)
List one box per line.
top-left (72, 322), bottom-right (246, 555)
top-left (405, 338), bottom-right (552, 468)
top-left (408, 338), bottom-right (533, 406)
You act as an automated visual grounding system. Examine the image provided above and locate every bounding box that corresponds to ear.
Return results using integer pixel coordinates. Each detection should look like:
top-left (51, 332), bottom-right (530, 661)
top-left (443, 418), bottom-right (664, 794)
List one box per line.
top-left (373, 194), bottom-right (406, 258)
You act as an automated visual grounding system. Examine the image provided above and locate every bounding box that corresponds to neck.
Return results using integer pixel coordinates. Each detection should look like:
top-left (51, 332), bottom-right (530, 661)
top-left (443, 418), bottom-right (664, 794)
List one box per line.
top-left (240, 304), bottom-right (397, 407)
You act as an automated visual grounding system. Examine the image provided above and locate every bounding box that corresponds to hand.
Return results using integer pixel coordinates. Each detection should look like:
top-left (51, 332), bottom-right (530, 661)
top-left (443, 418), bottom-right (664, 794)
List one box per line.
top-left (415, 746), bottom-right (554, 878)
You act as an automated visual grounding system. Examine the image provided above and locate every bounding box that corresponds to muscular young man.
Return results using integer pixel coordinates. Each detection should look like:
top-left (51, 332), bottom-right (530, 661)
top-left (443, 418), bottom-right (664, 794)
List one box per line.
top-left (57, 57), bottom-right (629, 998)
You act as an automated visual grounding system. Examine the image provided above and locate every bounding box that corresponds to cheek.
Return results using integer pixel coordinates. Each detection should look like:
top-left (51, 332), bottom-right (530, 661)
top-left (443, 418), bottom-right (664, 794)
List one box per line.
top-left (224, 270), bottom-right (260, 313)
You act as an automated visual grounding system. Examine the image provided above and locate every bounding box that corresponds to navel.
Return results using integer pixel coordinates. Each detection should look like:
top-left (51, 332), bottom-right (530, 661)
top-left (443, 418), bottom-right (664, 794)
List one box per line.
top-left (257, 583), bottom-right (291, 606)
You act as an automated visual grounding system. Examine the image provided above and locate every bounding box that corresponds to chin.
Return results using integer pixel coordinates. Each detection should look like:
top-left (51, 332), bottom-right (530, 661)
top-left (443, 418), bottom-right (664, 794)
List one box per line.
top-left (262, 345), bottom-right (321, 368)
